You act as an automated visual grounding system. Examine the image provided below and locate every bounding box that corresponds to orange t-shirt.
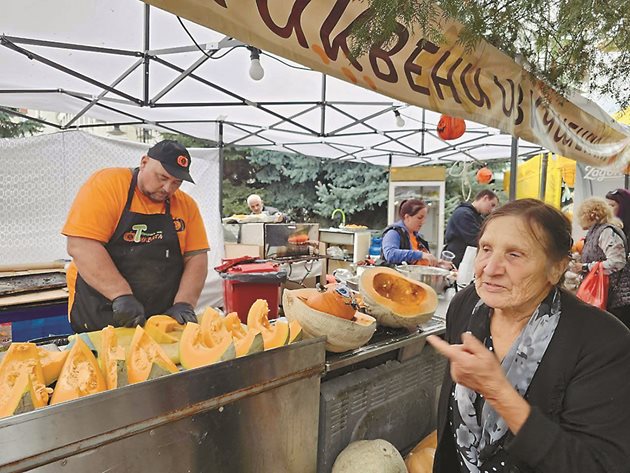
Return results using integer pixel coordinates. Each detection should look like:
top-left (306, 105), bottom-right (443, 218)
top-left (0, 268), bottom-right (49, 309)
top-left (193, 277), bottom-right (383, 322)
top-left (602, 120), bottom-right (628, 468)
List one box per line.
top-left (62, 168), bottom-right (210, 309)
top-left (408, 230), bottom-right (429, 266)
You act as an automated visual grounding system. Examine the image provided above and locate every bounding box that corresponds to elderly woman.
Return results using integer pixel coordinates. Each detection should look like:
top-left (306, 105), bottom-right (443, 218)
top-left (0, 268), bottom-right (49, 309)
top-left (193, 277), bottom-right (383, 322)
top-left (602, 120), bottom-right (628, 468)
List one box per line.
top-left (574, 197), bottom-right (630, 327)
top-left (380, 199), bottom-right (438, 266)
top-left (428, 199), bottom-right (630, 473)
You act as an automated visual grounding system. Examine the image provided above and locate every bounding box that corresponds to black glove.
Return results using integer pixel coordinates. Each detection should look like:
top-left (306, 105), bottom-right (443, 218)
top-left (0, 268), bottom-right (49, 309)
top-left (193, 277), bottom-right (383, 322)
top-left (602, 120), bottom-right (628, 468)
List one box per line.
top-left (164, 302), bottom-right (197, 324)
top-left (112, 294), bottom-right (146, 328)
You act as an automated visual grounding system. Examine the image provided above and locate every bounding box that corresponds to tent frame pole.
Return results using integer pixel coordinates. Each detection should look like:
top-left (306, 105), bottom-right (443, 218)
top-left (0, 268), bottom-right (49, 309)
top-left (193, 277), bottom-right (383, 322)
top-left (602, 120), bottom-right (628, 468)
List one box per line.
top-left (509, 137), bottom-right (519, 201)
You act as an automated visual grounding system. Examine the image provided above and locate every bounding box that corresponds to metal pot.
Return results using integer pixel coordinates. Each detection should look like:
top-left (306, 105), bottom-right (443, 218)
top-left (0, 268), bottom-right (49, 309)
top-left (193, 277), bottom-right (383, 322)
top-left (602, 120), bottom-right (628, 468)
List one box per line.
top-left (395, 265), bottom-right (454, 294)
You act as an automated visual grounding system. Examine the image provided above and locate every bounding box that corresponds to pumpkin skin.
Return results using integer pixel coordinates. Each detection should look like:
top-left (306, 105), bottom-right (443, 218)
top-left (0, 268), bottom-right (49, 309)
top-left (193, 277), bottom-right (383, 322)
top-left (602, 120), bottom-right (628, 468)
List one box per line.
top-left (127, 326), bottom-right (179, 384)
top-left (405, 430), bottom-right (437, 473)
top-left (247, 299), bottom-right (290, 349)
top-left (0, 343), bottom-right (50, 417)
top-left (305, 284), bottom-right (356, 320)
top-left (359, 267), bottom-right (438, 329)
top-left (283, 289), bottom-right (376, 352)
top-left (51, 337), bottom-right (107, 405)
top-left (332, 439), bottom-right (407, 473)
top-left (437, 114), bottom-right (466, 140)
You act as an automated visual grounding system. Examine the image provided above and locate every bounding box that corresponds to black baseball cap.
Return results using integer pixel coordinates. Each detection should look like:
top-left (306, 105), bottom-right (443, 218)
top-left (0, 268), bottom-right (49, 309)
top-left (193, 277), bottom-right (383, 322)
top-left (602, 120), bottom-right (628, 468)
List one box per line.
top-left (147, 140), bottom-right (194, 183)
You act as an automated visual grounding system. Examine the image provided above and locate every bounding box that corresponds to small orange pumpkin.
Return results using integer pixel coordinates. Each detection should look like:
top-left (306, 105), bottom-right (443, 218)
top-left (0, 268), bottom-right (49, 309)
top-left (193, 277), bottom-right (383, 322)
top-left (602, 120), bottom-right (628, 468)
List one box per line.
top-left (476, 167), bottom-right (494, 184)
top-left (572, 239), bottom-right (584, 254)
top-left (437, 115), bottom-right (466, 140)
top-left (305, 284), bottom-right (357, 320)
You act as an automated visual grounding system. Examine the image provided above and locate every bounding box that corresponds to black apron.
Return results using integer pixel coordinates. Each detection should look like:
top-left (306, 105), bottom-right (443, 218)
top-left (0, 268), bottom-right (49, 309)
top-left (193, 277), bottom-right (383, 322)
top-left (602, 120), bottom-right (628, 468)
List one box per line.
top-left (70, 168), bottom-right (184, 332)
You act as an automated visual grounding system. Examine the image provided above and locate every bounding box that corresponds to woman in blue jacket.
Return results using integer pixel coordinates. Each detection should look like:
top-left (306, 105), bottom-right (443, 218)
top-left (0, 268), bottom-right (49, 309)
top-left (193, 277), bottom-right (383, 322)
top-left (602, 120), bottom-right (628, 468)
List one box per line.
top-left (380, 199), bottom-right (438, 266)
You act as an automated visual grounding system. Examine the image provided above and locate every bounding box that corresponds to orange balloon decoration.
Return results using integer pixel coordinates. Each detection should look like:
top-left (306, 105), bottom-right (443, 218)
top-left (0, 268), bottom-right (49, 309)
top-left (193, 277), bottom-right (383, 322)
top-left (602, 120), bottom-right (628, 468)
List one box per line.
top-left (437, 115), bottom-right (466, 140)
top-left (476, 167), bottom-right (494, 184)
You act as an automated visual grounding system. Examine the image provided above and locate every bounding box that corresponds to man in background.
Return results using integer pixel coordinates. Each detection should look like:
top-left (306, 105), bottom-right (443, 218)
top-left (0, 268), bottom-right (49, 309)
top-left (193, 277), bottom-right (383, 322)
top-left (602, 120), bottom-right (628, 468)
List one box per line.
top-left (247, 194), bottom-right (285, 222)
top-left (443, 189), bottom-right (499, 267)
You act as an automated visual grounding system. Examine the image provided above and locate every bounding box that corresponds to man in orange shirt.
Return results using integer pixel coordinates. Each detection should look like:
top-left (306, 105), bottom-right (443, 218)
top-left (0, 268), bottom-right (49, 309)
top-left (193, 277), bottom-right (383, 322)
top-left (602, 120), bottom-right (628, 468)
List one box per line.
top-left (62, 140), bottom-right (210, 332)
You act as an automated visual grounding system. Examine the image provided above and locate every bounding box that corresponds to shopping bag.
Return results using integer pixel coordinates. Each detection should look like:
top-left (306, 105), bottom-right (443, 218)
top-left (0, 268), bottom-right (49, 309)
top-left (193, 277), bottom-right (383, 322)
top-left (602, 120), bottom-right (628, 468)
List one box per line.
top-left (576, 262), bottom-right (609, 310)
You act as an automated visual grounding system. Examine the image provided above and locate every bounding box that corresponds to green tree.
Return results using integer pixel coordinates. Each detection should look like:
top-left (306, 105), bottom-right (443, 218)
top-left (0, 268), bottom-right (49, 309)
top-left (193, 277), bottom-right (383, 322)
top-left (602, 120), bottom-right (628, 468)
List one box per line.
top-left (0, 109), bottom-right (43, 138)
top-left (351, 0), bottom-right (630, 108)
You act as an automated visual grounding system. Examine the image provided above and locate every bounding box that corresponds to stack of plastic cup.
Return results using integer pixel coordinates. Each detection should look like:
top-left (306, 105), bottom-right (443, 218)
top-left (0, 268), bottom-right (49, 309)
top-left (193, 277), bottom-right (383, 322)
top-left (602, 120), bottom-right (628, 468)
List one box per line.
top-left (457, 246), bottom-right (477, 287)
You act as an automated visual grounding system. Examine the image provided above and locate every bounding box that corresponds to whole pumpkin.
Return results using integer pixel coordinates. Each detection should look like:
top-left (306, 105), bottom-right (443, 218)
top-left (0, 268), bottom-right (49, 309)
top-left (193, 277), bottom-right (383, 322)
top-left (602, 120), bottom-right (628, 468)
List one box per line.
top-left (437, 114), bottom-right (466, 140)
top-left (305, 284), bottom-right (357, 320)
top-left (476, 167), bottom-right (493, 184)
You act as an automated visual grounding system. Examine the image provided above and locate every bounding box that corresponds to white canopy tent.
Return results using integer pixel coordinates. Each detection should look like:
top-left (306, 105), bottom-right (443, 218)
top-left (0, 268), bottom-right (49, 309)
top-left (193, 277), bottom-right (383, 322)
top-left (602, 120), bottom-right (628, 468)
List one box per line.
top-left (0, 0), bottom-right (550, 167)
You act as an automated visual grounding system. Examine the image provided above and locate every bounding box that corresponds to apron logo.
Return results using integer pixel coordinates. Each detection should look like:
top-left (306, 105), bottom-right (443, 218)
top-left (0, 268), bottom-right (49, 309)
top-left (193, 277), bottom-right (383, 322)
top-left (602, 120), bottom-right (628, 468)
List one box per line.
top-left (123, 224), bottom-right (164, 243)
top-left (172, 218), bottom-right (186, 232)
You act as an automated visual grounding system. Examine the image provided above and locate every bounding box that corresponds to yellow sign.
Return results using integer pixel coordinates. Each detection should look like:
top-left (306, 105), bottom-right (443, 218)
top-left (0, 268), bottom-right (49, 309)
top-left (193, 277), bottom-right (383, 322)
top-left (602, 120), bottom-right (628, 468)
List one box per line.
top-left (144, 0), bottom-right (630, 167)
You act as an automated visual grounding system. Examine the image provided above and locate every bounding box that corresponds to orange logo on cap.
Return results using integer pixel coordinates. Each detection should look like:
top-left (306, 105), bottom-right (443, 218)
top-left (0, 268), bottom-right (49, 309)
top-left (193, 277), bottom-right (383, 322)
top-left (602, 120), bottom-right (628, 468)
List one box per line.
top-left (177, 155), bottom-right (189, 167)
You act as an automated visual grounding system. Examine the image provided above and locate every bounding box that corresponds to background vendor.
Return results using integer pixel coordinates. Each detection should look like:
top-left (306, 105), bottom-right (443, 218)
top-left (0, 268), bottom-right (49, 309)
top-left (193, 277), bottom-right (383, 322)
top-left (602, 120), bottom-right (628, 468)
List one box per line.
top-left (247, 194), bottom-right (285, 222)
top-left (62, 140), bottom-right (210, 333)
top-left (380, 198), bottom-right (438, 266)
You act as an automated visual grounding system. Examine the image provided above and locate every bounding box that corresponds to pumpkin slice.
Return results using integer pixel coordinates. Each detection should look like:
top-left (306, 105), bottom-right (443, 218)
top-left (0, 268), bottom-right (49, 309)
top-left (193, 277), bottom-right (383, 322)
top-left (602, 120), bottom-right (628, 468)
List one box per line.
top-left (247, 299), bottom-right (290, 350)
top-left (359, 267), bottom-right (438, 329)
top-left (0, 343), bottom-right (50, 417)
top-left (283, 289), bottom-right (376, 352)
top-left (37, 347), bottom-right (69, 386)
top-left (127, 326), bottom-right (179, 384)
top-left (180, 322), bottom-right (235, 369)
top-left (223, 313), bottom-right (264, 357)
top-left (100, 326), bottom-right (128, 390)
top-left (289, 320), bottom-right (303, 343)
top-left (50, 338), bottom-right (107, 405)
top-left (145, 315), bottom-right (185, 344)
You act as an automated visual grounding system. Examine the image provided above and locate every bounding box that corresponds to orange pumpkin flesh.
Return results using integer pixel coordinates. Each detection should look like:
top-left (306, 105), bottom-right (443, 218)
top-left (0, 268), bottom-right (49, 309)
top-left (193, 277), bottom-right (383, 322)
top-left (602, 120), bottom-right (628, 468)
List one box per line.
top-left (305, 285), bottom-right (356, 320)
top-left (0, 343), bottom-right (50, 417)
top-left (247, 299), bottom-right (289, 349)
top-left (145, 315), bottom-right (185, 344)
top-left (223, 313), bottom-right (264, 357)
top-left (100, 326), bottom-right (128, 390)
top-left (50, 338), bottom-right (106, 405)
top-left (37, 347), bottom-right (69, 386)
top-left (127, 326), bottom-right (179, 384)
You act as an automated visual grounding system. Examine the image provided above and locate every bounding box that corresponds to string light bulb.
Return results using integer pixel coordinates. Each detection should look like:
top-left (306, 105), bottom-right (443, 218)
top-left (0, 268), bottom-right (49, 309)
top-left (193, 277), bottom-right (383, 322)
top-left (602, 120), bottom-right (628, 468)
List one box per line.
top-left (394, 110), bottom-right (405, 127)
top-left (248, 47), bottom-right (264, 81)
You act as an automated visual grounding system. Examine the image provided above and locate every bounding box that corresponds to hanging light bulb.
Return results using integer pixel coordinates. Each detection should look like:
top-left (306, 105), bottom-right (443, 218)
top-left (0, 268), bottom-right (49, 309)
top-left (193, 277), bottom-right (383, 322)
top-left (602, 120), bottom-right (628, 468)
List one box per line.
top-left (248, 47), bottom-right (265, 81)
top-left (394, 110), bottom-right (405, 127)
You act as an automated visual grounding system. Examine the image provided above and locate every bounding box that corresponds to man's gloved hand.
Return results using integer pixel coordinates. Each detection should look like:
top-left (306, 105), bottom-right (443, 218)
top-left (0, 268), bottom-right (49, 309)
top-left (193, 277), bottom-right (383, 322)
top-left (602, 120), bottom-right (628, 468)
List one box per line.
top-left (164, 302), bottom-right (198, 324)
top-left (112, 294), bottom-right (146, 328)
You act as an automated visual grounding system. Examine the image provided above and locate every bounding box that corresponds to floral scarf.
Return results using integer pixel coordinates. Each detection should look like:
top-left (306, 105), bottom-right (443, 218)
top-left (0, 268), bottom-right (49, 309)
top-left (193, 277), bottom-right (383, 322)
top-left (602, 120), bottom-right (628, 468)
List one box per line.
top-left (451, 288), bottom-right (561, 472)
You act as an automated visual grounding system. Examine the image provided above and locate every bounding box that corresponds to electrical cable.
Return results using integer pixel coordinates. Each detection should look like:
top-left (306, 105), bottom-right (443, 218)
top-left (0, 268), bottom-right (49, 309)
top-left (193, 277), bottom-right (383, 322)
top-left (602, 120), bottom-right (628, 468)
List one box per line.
top-left (261, 52), bottom-right (311, 71)
top-left (177, 16), bottom-right (240, 59)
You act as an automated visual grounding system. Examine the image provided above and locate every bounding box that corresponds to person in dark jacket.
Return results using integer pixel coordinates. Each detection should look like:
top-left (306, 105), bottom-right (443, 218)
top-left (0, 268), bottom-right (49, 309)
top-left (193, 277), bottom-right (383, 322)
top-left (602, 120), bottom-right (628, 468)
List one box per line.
top-left (380, 199), bottom-right (438, 266)
top-left (443, 190), bottom-right (499, 267)
top-left (428, 198), bottom-right (630, 473)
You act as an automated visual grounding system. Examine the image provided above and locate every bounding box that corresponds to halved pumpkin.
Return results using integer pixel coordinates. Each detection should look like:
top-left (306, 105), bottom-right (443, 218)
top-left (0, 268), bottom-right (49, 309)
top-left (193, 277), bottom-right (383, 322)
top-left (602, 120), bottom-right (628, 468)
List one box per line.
top-left (0, 343), bottom-right (50, 417)
top-left (223, 312), bottom-right (264, 357)
top-left (127, 326), bottom-right (179, 384)
top-left (247, 299), bottom-right (290, 350)
top-left (145, 315), bottom-right (185, 344)
top-left (100, 326), bottom-right (128, 390)
top-left (359, 267), bottom-right (438, 329)
top-left (37, 347), bottom-right (69, 386)
top-left (282, 289), bottom-right (376, 353)
top-left (50, 337), bottom-right (107, 405)
top-left (180, 322), bottom-right (235, 369)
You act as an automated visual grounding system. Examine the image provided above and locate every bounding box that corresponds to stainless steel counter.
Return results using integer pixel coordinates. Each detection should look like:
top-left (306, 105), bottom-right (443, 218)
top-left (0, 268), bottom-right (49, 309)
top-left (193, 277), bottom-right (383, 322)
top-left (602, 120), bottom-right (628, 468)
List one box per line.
top-left (0, 338), bottom-right (326, 473)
